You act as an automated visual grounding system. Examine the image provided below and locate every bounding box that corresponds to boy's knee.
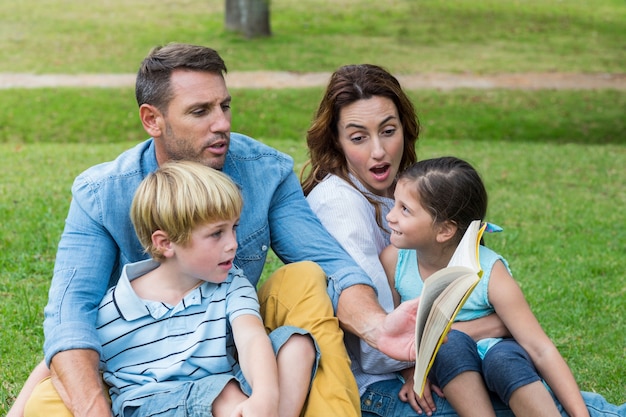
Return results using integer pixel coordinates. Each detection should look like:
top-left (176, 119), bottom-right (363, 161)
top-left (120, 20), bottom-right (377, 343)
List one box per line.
top-left (283, 333), bottom-right (317, 362)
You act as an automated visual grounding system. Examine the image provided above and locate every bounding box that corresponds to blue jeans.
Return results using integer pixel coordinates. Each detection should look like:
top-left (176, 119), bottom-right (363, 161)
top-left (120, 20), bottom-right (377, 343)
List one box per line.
top-left (122, 326), bottom-right (319, 417)
top-left (361, 378), bottom-right (514, 417)
top-left (361, 378), bottom-right (625, 417)
top-left (431, 331), bottom-right (541, 404)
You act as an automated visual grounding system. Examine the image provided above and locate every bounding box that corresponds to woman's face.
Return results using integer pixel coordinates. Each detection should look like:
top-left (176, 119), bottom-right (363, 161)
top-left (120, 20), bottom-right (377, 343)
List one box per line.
top-left (337, 96), bottom-right (405, 197)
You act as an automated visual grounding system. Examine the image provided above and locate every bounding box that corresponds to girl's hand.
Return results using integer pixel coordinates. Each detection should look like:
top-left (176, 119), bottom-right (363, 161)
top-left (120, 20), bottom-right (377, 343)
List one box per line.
top-left (398, 368), bottom-right (438, 416)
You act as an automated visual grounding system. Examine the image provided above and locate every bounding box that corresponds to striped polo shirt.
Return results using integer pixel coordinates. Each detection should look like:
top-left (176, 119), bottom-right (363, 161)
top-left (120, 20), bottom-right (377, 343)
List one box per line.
top-left (96, 259), bottom-right (260, 414)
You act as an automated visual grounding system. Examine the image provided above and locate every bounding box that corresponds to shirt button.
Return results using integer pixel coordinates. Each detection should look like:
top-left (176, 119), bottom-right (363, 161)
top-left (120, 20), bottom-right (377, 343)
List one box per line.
top-left (261, 245), bottom-right (268, 251)
top-left (363, 399), bottom-right (372, 406)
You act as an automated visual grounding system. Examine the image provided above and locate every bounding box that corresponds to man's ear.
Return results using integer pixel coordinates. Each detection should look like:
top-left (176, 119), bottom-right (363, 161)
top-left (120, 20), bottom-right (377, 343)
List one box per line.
top-left (152, 230), bottom-right (173, 258)
top-left (139, 104), bottom-right (163, 138)
top-left (436, 221), bottom-right (458, 243)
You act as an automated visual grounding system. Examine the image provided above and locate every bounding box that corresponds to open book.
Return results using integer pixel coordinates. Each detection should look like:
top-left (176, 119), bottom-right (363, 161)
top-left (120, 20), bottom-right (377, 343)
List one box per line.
top-left (413, 220), bottom-right (486, 396)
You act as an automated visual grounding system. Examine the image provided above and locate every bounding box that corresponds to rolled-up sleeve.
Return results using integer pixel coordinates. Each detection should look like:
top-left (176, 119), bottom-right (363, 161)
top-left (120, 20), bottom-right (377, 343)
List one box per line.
top-left (43, 177), bottom-right (120, 365)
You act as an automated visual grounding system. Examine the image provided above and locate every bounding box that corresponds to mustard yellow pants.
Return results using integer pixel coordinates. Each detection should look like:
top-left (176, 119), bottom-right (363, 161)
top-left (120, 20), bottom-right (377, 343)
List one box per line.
top-left (258, 261), bottom-right (361, 417)
top-left (24, 261), bottom-right (361, 417)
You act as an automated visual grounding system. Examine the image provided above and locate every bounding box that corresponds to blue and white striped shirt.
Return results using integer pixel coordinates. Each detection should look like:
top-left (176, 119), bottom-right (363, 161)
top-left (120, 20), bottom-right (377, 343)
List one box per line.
top-left (96, 259), bottom-right (260, 416)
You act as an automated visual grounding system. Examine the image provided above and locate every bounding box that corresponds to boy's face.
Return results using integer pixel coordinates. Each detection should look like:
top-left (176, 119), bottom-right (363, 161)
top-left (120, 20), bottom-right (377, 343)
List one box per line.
top-left (172, 218), bottom-right (239, 284)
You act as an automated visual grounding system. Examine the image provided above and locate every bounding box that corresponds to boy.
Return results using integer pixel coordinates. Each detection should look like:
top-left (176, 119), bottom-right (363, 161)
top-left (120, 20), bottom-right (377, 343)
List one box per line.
top-left (97, 161), bottom-right (317, 417)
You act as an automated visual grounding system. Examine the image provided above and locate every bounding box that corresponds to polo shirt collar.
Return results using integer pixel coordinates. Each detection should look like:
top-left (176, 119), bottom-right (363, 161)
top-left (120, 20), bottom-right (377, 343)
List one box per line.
top-left (112, 259), bottom-right (215, 321)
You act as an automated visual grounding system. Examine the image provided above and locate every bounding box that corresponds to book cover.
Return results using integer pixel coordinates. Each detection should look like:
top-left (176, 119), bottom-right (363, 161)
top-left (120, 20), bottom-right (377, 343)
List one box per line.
top-left (413, 220), bottom-right (486, 396)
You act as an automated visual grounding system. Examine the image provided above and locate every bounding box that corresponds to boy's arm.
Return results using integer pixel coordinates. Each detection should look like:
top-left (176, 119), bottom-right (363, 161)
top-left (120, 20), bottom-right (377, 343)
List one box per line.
top-left (231, 314), bottom-right (280, 415)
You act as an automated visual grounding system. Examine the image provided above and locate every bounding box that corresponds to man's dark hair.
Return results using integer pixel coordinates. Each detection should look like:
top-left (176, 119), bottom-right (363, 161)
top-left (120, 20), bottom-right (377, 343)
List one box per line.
top-left (135, 43), bottom-right (227, 111)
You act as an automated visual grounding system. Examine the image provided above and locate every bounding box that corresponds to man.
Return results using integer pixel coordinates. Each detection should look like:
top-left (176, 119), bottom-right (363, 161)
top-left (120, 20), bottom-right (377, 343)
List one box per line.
top-left (11, 43), bottom-right (419, 417)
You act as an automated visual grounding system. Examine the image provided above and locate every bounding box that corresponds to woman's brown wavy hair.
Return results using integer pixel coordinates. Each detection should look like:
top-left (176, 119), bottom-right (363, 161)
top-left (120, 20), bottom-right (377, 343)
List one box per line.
top-left (301, 64), bottom-right (420, 229)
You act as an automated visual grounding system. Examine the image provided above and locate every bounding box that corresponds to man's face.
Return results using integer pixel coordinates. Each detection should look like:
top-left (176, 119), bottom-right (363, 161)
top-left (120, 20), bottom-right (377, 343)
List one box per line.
top-left (154, 69), bottom-right (232, 169)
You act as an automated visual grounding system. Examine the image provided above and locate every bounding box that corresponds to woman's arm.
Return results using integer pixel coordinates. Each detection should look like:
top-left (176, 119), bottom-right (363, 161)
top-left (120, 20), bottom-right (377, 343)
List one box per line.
top-left (451, 313), bottom-right (510, 340)
top-left (309, 178), bottom-right (415, 368)
top-left (489, 261), bottom-right (589, 417)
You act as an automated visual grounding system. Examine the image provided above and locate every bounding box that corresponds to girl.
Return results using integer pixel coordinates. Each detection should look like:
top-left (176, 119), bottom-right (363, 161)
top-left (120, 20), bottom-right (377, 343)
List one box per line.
top-left (381, 156), bottom-right (590, 417)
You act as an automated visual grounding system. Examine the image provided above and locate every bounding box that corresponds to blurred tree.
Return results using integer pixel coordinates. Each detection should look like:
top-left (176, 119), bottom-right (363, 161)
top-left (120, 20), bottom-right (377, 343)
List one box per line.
top-left (225, 0), bottom-right (271, 38)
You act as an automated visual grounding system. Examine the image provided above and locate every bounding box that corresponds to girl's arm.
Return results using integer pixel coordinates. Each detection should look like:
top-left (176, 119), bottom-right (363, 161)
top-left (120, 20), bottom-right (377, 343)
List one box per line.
top-left (489, 261), bottom-right (589, 417)
top-left (231, 314), bottom-right (280, 416)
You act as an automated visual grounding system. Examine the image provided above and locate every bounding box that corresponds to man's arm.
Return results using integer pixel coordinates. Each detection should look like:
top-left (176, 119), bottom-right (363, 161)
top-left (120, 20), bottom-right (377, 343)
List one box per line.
top-left (336, 284), bottom-right (419, 362)
top-left (267, 170), bottom-right (419, 361)
top-left (41, 171), bottom-right (135, 415)
top-left (49, 350), bottom-right (112, 417)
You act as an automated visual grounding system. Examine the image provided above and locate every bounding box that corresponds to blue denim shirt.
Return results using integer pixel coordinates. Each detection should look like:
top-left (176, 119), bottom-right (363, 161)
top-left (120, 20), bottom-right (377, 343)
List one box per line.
top-left (43, 133), bottom-right (371, 365)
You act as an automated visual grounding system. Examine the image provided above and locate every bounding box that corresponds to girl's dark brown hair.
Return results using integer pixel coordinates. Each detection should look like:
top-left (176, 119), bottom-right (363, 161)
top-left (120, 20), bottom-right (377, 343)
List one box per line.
top-left (301, 64), bottom-right (419, 228)
top-left (399, 156), bottom-right (488, 244)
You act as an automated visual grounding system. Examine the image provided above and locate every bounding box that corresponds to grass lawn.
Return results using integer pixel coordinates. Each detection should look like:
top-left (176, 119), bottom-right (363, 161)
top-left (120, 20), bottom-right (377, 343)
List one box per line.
top-left (1, 0), bottom-right (625, 413)
top-left (1, 88), bottom-right (624, 412)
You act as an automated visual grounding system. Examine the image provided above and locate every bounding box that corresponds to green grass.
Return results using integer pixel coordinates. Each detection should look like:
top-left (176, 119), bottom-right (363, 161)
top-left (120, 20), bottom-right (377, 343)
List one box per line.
top-left (2, 88), bottom-right (625, 145)
top-left (1, 89), bottom-right (625, 412)
top-left (1, 0), bottom-right (625, 74)
top-left (1, 0), bottom-right (625, 413)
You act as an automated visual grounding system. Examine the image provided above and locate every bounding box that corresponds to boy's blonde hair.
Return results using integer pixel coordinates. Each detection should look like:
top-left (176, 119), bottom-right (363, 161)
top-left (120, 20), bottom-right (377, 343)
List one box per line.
top-left (131, 161), bottom-right (243, 260)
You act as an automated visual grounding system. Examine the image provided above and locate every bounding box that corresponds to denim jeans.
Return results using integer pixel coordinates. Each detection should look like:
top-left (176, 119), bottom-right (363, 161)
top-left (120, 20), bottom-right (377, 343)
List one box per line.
top-left (361, 378), bottom-right (514, 417)
top-left (430, 331), bottom-right (541, 404)
top-left (482, 338), bottom-right (542, 403)
top-left (361, 378), bottom-right (625, 417)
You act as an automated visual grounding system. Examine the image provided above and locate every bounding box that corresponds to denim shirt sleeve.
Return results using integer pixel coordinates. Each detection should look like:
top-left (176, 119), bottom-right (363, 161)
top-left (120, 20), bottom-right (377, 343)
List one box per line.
top-left (43, 177), bottom-right (120, 365)
top-left (266, 166), bottom-right (376, 311)
top-left (42, 141), bottom-right (152, 366)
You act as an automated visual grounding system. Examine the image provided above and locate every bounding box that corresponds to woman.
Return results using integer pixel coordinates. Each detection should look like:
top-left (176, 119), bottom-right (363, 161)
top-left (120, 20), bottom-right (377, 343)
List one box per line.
top-left (301, 64), bottom-right (514, 415)
top-left (302, 63), bottom-right (426, 413)
top-left (301, 64), bottom-right (625, 417)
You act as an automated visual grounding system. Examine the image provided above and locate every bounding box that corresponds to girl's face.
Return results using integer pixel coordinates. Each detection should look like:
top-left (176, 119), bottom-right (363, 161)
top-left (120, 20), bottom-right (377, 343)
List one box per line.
top-left (337, 96), bottom-right (405, 197)
top-left (387, 179), bottom-right (438, 250)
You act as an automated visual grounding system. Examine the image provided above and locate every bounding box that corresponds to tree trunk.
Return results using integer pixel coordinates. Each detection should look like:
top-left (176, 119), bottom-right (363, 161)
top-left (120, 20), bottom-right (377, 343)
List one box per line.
top-left (224, 0), bottom-right (271, 38)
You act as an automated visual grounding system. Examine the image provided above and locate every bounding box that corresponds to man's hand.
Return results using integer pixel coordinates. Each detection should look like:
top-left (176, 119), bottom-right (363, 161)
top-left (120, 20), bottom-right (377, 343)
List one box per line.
top-left (336, 285), bottom-right (418, 361)
top-left (376, 297), bottom-right (419, 361)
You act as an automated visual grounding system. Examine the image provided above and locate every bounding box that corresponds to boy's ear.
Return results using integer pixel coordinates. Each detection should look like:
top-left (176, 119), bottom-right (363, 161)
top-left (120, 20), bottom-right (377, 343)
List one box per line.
top-left (139, 104), bottom-right (163, 138)
top-left (152, 230), bottom-right (173, 258)
top-left (436, 221), bottom-right (458, 243)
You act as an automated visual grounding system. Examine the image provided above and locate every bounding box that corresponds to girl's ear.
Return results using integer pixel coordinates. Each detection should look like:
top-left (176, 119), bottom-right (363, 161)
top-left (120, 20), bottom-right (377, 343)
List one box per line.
top-left (436, 221), bottom-right (458, 243)
top-left (152, 230), bottom-right (174, 258)
top-left (139, 104), bottom-right (164, 138)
